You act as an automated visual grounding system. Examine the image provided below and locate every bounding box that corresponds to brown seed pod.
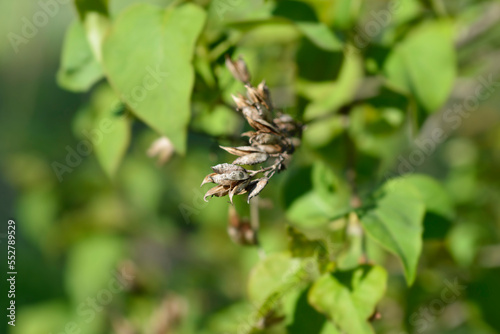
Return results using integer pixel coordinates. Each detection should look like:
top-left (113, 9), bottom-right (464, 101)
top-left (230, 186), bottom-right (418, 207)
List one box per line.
top-left (241, 131), bottom-right (257, 138)
top-left (225, 55), bottom-right (250, 84)
top-left (200, 173), bottom-right (217, 187)
top-left (228, 179), bottom-right (250, 204)
top-left (219, 145), bottom-right (263, 156)
top-left (204, 185), bottom-right (230, 202)
top-left (245, 85), bottom-right (265, 105)
top-left (246, 178), bottom-right (269, 203)
top-left (232, 153), bottom-right (269, 166)
top-left (251, 132), bottom-right (282, 145)
top-left (231, 94), bottom-right (251, 109)
top-left (254, 118), bottom-right (280, 134)
top-left (274, 113), bottom-right (303, 137)
top-left (200, 55), bottom-right (302, 224)
top-left (240, 106), bottom-right (263, 130)
top-left (211, 170), bottom-right (250, 186)
top-left (227, 223), bottom-right (258, 246)
top-left (257, 80), bottom-right (273, 110)
top-left (253, 102), bottom-right (273, 123)
top-left (253, 144), bottom-right (283, 154)
top-left (227, 207), bottom-right (258, 246)
top-left (211, 163), bottom-right (246, 174)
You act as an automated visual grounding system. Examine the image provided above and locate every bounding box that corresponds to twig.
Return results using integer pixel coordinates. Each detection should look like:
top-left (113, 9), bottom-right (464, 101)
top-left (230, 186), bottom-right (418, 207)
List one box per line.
top-left (455, 2), bottom-right (500, 48)
top-left (342, 106), bottom-right (367, 262)
top-left (250, 197), bottom-right (266, 258)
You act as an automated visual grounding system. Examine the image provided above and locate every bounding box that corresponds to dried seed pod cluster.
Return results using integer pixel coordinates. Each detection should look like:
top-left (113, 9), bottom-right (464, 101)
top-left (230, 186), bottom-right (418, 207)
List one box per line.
top-left (201, 55), bottom-right (302, 204)
top-left (227, 206), bottom-right (258, 246)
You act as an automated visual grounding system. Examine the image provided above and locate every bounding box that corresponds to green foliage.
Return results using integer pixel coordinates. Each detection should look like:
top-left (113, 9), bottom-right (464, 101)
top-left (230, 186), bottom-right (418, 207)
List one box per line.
top-left (77, 83), bottom-right (131, 178)
top-left (102, 3), bottom-right (206, 154)
top-left (384, 20), bottom-right (456, 112)
top-left (6, 0), bottom-right (500, 333)
top-left (359, 179), bottom-right (425, 285)
top-left (57, 20), bottom-right (103, 92)
top-left (308, 265), bottom-right (387, 334)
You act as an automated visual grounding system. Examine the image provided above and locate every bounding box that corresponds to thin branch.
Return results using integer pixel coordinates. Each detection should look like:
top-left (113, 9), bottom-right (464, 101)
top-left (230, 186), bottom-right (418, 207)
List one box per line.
top-left (455, 2), bottom-right (500, 48)
top-left (250, 197), bottom-right (266, 258)
top-left (342, 106), bottom-right (367, 262)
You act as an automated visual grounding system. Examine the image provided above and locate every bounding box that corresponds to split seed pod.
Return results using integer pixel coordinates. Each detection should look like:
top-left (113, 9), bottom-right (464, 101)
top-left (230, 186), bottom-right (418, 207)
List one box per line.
top-left (200, 55), bottom-right (301, 215)
top-left (232, 153), bottom-right (269, 166)
top-left (211, 170), bottom-right (250, 186)
top-left (225, 55), bottom-right (250, 84)
top-left (219, 146), bottom-right (263, 156)
top-left (204, 185), bottom-right (230, 202)
top-left (247, 178), bottom-right (269, 203)
top-left (211, 163), bottom-right (246, 174)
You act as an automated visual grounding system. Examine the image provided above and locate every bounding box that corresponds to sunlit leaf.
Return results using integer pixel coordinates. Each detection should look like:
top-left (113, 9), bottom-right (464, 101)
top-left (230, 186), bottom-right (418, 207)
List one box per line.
top-left (75, 0), bottom-right (110, 62)
top-left (287, 226), bottom-right (328, 259)
top-left (302, 52), bottom-right (363, 121)
top-left (384, 20), bottom-right (456, 112)
top-left (402, 174), bottom-right (454, 220)
top-left (359, 179), bottom-right (425, 284)
top-left (88, 84), bottom-right (131, 178)
top-left (65, 235), bottom-right (125, 304)
top-left (247, 253), bottom-right (301, 305)
top-left (57, 20), bottom-right (103, 92)
top-left (296, 22), bottom-right (342, 51)
top-left (308, 265), bottom-right (387, 334)
top-left (102, 4), bottom-right (206, 153)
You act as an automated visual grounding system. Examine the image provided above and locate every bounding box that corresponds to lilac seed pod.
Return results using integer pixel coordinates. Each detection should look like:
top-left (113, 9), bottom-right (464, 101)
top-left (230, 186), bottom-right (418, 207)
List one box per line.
top-left (232, 153), bottom-right (269, 166)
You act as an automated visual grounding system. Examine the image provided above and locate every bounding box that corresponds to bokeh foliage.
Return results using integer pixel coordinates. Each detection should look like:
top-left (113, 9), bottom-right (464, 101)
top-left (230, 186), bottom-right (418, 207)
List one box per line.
top-left (1, 0), bottom-right (500, 333)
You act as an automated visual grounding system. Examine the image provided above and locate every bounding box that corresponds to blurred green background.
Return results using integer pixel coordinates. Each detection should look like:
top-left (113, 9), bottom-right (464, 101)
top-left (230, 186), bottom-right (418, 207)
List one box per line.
top-left (1, 0), bottom-right (500, 333)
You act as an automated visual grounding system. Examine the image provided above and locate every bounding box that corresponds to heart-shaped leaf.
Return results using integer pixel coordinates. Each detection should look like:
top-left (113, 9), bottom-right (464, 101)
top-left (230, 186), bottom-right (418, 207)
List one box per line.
top-left (359, 179), bottom-right (425, 284)
top-left (384, 20), bottom-right (456, 112)
top-left (102, 3), bottom-right (206, 153)
top-left (57, 20), bottom-right (103, 92)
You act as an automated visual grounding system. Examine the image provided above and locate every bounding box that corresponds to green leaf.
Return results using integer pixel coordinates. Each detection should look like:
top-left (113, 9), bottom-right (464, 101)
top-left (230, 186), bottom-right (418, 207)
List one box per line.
top-left (287, 286), bottom-right (328, 334)
top-left (402, 174), bottom-right (454, 220)
top-left (12, 302), bottom-right (69, 334)
top-left (296, 22), bottom-right (342, 51)
top-left (102, 4), bottom-right (206, 154)
top-left (308, 265), bottom-right (387, 334)
top-left (74, 0), bottom-right (110, 63)
top-left (331, 0), bottom-right (361, 29)
top-left (247, 253), bottom-right (301, 305)
top-left (447, 222), bottom-right (486, 267)
top-left (65, 235), bottom-right (125, 303)
top-left (191, 104), bottom-right (241, 137)
top-left (284, 162), bottom-right (350, 228)
top-left (384, 20), bottom-right (456, 112)
top-left (302, 52), bottom-right (363, 121)
top-left (359, 179), bottom-right (425, 284)
top-left (88, 84), bottom-right (131, 178)
top-left (286, 191), bottom-right (338, 227)
top-left (245, 253), bottom-right (321, 333)
top-left (57, 20), bottom-right (103, 92)
top-left (287, 226), bottom-right (327, 259)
